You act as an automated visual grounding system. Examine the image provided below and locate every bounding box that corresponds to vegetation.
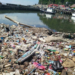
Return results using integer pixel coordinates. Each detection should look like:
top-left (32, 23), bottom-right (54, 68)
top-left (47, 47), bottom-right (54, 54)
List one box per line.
top-left (39, 0), bottom-right (75, 5)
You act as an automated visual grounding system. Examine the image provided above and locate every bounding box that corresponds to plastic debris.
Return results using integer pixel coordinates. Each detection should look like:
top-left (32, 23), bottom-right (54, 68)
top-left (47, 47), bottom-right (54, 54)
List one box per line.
top-left (0, 24), bottom-right (75, 75)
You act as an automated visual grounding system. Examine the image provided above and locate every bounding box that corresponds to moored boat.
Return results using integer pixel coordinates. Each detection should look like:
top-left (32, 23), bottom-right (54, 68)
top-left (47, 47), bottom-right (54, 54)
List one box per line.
top-left (40, 8), bottom-right (45, 12)
top-left (45, 8), bottom-right (55, 14)
top-left (40, 7), bottom-right (55, 14)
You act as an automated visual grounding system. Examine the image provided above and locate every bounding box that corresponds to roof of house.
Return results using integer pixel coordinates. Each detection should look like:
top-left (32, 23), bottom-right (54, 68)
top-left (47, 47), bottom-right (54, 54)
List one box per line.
top-left (59, 5), bottom-right (65, 7)
top-left (71, 4), bottom-right (75, 8)
top-left (48, 4), bottom-right (58, 7)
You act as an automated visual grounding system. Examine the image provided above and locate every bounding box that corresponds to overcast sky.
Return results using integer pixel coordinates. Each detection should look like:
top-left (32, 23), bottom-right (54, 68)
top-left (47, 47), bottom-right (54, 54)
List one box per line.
top-left (0, 0), bottom-right (39, 5)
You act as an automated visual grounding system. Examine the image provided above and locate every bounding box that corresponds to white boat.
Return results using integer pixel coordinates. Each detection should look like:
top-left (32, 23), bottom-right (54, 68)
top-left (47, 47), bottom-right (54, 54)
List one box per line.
top-left (45, 8), bottom-right (55, 14)
top-left (72, 13), bottom-right (75, 17)
top-left (40, 8), bottom-right (55, 14)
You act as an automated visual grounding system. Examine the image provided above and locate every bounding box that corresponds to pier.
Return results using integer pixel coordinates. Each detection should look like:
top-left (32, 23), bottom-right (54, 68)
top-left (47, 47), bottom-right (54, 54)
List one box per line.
top-left (54, 9), bottom-right (74, 15)
top-left (0, 3), bottom-right (40, 11)
top-left (0, 3), bottom-right (74, 15)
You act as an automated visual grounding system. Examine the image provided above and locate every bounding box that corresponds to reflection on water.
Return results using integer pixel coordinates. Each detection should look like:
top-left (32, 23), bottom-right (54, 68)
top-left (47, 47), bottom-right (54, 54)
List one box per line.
top-left (0, 10), bottom-right (75, 33)
top-left (38, 13), bottom-right (75, 33)
top-left (71, 16), bottom-right (75, 23)
top-left (46, 14), bottom-right (53, 18)
top-left (0, 10), bottom-right (49, 29)
top-left (40, 13), bottom-right (71, 20)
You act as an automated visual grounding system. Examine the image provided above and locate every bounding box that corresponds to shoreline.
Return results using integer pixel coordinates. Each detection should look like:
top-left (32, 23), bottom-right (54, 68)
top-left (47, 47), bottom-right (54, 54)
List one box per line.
top-left (1, 23), bottom-right (75, 41)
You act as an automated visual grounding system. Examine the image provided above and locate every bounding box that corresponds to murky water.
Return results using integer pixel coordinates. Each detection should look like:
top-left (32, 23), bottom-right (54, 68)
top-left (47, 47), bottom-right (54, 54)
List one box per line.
top-left (38, 13), bottom-right (75, 33)
top-left (0, 10), bottom-right (75, 33)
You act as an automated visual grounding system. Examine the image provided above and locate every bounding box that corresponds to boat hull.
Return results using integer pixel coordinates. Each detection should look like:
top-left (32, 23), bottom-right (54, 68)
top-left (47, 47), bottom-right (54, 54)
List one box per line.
top-left (40, 9), bottom-right (55, 14)
top-left (40, 10), bottom-right (55, 14)
top-left (45, 11), bottom-right (55, 14)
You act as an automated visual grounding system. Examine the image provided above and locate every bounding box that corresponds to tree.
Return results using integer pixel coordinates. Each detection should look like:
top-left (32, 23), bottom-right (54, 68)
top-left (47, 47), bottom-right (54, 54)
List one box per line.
top-left (0, 2), bottom-right (2, 5)
top-left (39, 0), bottom-right (75, 4)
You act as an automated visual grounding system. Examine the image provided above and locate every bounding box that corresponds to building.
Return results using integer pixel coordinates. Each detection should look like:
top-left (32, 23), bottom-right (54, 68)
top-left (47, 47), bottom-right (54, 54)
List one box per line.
top-left (48, 4), bottom-right (58, 8)
top-left (71, 4), bottom-right (75, 8)
top-left (6, 3), bottom-right (19, 7)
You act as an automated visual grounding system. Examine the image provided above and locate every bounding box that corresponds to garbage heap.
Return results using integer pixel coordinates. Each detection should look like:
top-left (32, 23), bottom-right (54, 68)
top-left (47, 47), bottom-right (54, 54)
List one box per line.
top-left (0, 24), bottom-right (75, 75)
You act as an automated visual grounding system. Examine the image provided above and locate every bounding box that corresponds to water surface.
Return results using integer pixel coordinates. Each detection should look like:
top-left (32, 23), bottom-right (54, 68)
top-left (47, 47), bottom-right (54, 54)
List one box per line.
top-left (0, 10), bottom-right (75, 33)
top-left (38, 13), bottom-right (75, 33)
top-left (0, 10), bottom-right (48, 29)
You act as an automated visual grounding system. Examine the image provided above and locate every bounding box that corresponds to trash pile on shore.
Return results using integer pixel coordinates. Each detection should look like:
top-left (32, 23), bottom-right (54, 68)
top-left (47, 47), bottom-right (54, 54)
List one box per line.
top-left (0, 23), bottom-right (75, 75)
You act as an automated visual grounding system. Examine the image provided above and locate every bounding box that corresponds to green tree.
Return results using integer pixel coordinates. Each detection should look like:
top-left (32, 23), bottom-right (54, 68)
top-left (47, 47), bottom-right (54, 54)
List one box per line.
top-left (39, 0), bottom-right (75, 4)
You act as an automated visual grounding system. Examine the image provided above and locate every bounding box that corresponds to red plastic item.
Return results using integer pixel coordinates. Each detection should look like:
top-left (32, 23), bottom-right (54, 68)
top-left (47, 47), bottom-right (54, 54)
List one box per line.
top-left (45, 73), bottom-right (50, 75)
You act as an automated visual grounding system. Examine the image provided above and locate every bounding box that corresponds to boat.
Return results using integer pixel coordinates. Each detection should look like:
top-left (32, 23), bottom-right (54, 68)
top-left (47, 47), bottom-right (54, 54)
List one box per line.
top-left (72, 13), bottom-right (75, 17)
top-left (40, 8), bottom-right (45, 12)
top-left (40, 7), bottom-right (55, 14)
top-left (45, 8), bottom-right (55, 14)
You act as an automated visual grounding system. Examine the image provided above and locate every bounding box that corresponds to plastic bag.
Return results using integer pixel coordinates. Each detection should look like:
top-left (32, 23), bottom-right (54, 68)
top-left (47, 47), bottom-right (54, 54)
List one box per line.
top-left (52, 61), bottom-right (64, 71)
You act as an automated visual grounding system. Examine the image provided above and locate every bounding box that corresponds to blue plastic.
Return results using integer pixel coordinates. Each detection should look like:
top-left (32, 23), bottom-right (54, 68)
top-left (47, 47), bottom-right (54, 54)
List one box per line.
top-left (1, 37), bottom-right (5, 40)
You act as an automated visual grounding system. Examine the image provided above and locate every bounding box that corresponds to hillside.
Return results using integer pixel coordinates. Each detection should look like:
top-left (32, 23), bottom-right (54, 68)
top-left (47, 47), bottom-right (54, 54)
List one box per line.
top-left (39, 0), bottom-right (75, 5)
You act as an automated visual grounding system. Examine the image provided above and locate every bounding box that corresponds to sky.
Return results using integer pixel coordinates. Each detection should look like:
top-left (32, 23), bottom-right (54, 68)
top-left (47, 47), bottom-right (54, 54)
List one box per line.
top-left (0, 0), bottom-right (39, 5)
